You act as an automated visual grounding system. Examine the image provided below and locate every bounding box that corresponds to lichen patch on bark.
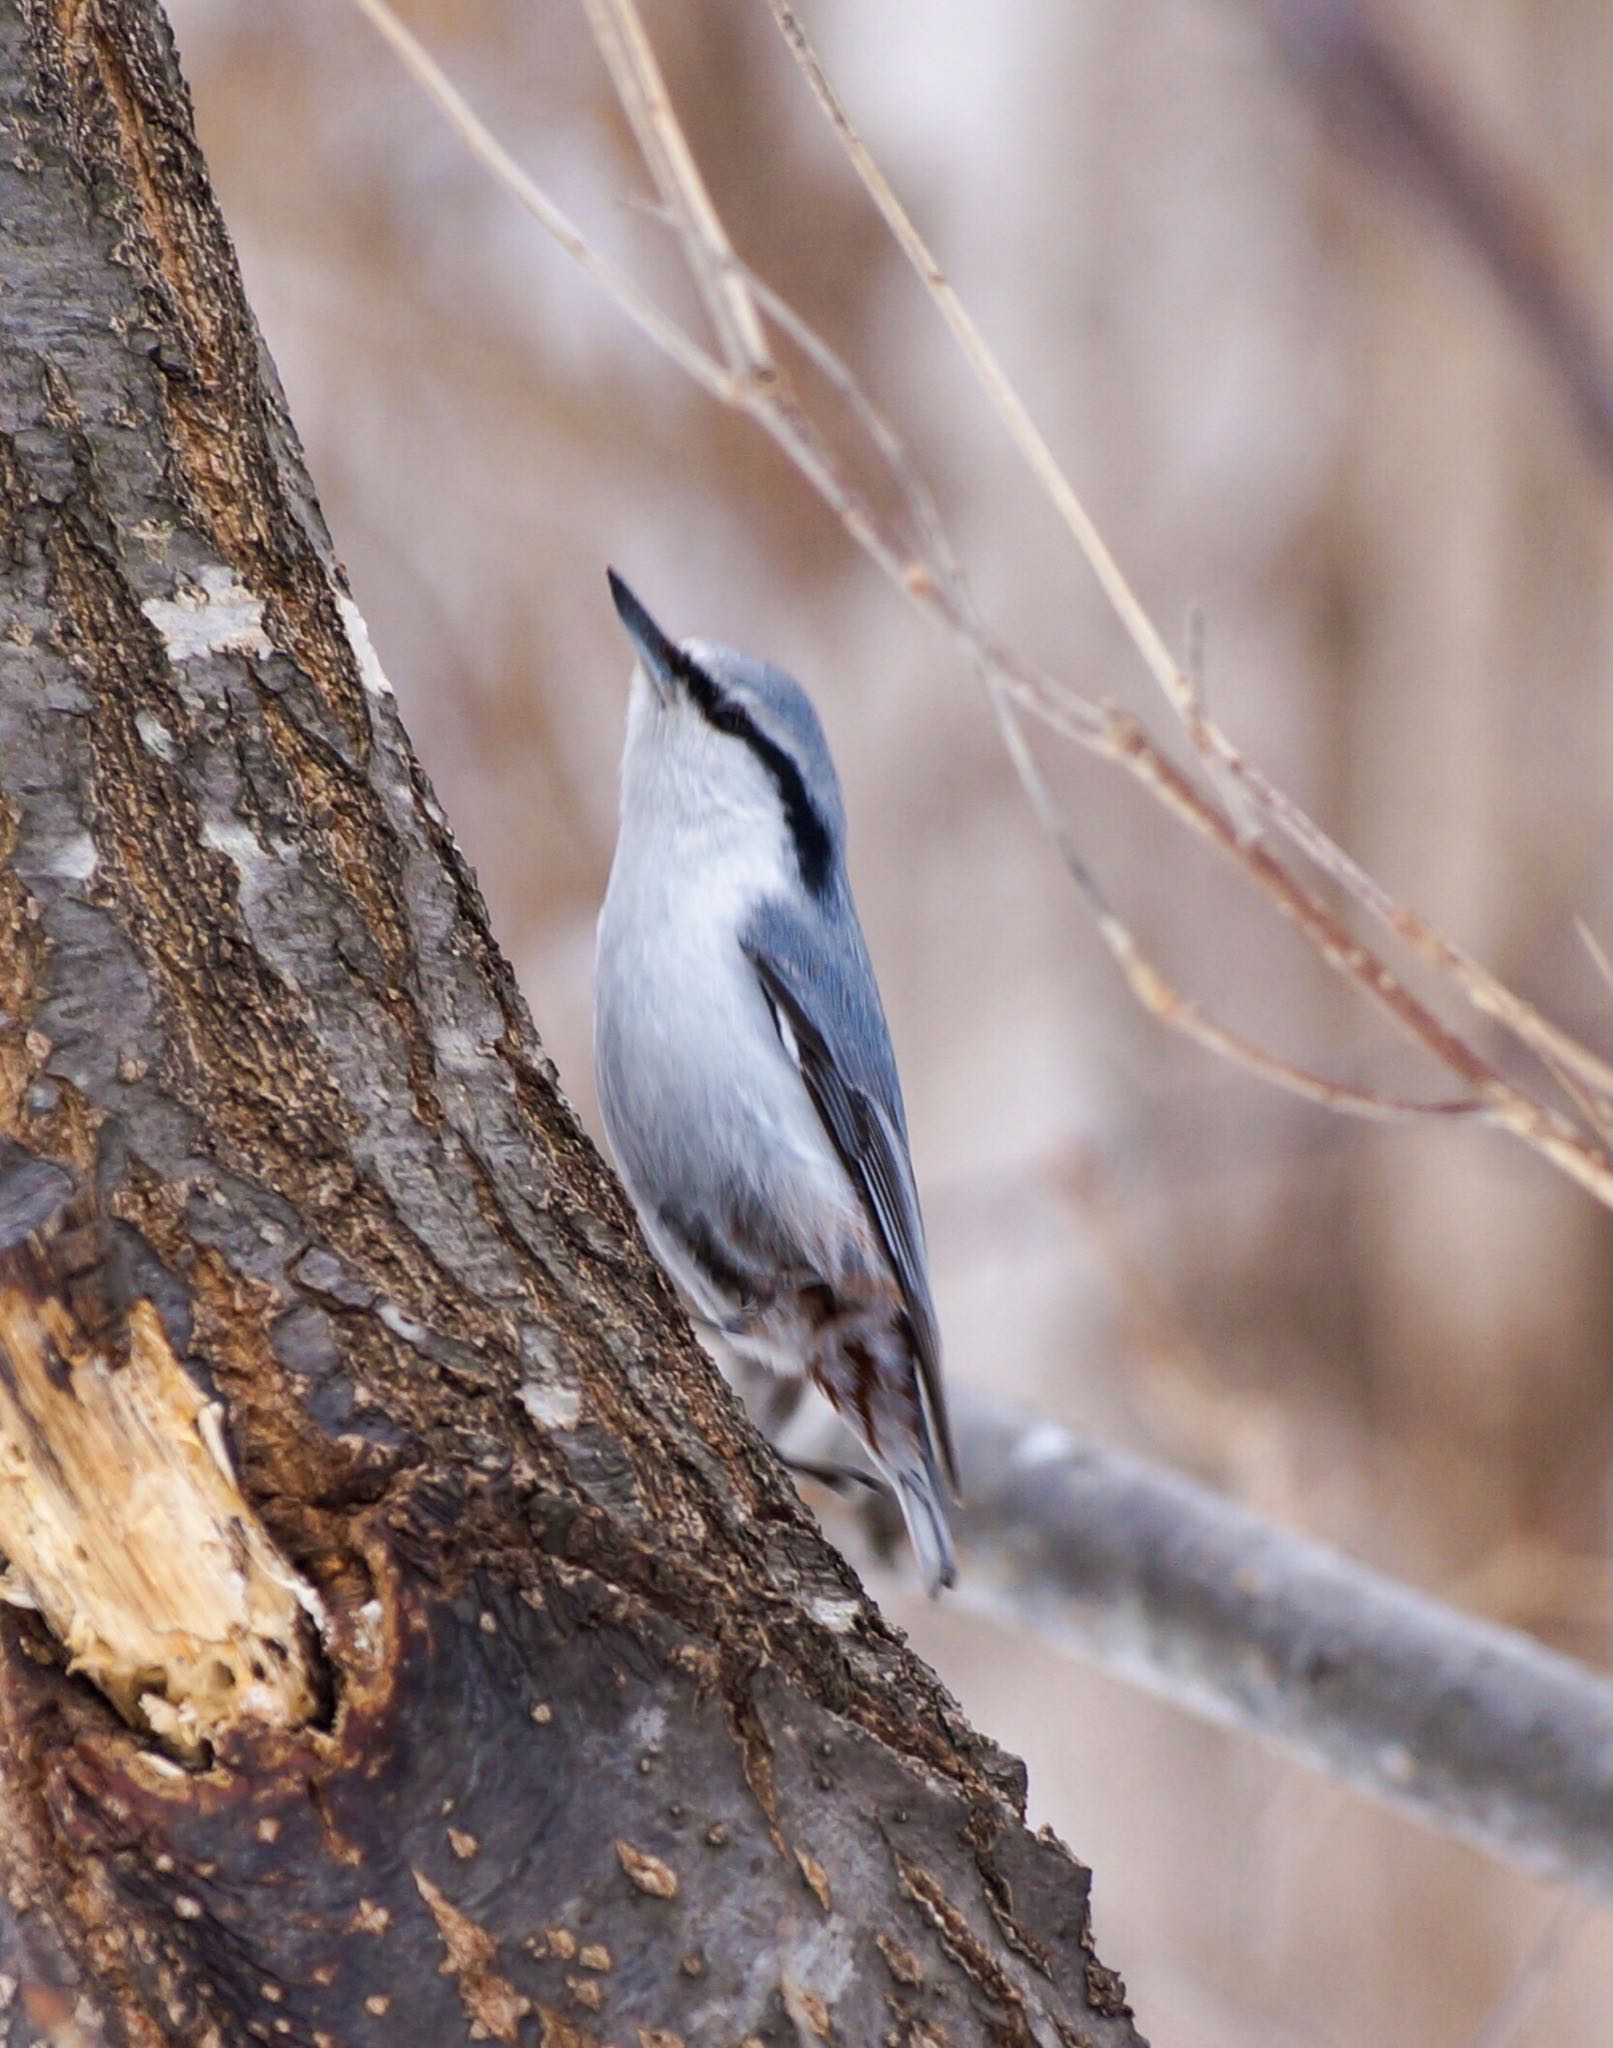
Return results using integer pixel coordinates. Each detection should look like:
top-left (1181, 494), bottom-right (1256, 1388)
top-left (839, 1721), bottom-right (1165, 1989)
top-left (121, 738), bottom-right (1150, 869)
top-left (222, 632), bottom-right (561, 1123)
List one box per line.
top-left (140, 564), bottom-right (272, 662)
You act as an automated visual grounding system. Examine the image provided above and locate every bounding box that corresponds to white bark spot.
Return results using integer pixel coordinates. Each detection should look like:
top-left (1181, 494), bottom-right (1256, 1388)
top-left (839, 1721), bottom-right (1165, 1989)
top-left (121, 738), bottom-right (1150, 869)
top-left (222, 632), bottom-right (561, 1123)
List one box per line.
top-left (520, 1325), bottom-right (565, 1373)
top-left (377, 1299), bottom-right (428, 1348)
top-left (200, 818), bottom-right (270, 870)
top-left (339, 596), bottom-right (395, 698)
top-left (628, 1702), bottom-right (667, 1746)
top-left (135, 709), bottom-right (181, 762)
top-left (432, 1027), bottom-right (492, 1070)
top-left (519, 1381), bottom-right (581, 1431)
top-left (756, 1922), bottom-right (855, 2041)
top-left (805, 1593), bottom-right (863, 1634)
top-left (142, 564), bottom-right (272, 661)
top-left (46, 834), bottom-right (97, 881)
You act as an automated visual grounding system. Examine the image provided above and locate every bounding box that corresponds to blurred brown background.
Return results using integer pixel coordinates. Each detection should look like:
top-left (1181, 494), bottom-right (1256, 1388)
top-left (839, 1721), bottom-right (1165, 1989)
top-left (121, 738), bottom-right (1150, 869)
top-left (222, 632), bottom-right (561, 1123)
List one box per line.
top-left (166, 2), bottom-right (1610, 2040)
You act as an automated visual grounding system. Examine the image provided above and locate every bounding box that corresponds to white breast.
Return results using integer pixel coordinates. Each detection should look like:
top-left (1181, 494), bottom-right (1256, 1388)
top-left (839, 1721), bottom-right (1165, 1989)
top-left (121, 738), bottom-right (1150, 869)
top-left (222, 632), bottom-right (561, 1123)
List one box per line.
top-left (595, 745), bottom-right (864, 1312)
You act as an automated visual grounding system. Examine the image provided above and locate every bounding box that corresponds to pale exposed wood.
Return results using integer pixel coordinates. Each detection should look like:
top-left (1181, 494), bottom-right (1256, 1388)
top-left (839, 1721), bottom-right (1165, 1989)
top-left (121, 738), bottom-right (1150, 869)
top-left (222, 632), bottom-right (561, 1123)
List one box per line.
top-left (0, 1216), bottom-right (321, 1758)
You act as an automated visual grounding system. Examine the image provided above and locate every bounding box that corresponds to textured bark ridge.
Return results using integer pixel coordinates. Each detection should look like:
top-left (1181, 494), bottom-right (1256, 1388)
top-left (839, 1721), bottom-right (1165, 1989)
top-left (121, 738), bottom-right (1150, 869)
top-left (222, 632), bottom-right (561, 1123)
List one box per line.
top-left (0, 4), bottom-right (1141, 2043)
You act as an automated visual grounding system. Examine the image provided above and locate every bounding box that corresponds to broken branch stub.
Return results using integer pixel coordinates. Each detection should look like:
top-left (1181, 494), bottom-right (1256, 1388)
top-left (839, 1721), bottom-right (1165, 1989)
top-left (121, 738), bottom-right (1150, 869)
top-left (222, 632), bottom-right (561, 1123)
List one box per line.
top-left (0, 1154), bottom-right (322, 1760)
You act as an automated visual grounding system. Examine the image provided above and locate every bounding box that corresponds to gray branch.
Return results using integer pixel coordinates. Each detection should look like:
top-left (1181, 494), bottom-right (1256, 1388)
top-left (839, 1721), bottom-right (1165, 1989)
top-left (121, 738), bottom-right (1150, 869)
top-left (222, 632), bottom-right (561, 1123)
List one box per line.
top-left (804, 1387), bottom-right (1613, 1900)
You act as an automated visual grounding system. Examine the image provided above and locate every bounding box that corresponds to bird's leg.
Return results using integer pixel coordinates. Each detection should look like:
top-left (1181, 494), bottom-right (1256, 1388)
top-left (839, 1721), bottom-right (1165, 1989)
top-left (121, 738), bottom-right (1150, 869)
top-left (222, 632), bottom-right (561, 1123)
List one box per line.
top-left (720, 1347), bottom-right (895, 1501)
top-left (776, 1451), bottom-right (893, 1501)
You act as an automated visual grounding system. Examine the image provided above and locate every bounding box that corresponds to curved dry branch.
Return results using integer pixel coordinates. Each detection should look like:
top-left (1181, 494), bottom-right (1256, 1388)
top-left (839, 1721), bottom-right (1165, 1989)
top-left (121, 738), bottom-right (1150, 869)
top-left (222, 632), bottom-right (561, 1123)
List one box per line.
top-left (352, 0), bottom-right (1612, 1206)
top-left (762, 0), bottom-right (1613, 1123)
top-left (581, 0), bottom-right (773, 376)
top-left (348, 0), bottom-right (732, 400)
top-left (735, 250), bottom-right (1492, 1129)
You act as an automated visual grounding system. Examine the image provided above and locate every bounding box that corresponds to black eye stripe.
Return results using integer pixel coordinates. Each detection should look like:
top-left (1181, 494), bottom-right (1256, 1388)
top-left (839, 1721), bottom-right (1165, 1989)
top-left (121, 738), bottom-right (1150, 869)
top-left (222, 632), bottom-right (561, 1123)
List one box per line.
top-left (670, 649), bottom-right (833, 899)
top-left (733, 723), bottom-right (834, 899)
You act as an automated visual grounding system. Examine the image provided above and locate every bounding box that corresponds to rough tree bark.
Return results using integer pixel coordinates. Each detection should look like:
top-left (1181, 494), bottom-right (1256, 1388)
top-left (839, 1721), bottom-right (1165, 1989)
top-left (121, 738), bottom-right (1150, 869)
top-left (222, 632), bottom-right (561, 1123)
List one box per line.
top-left (0, 5), bottom-right (1142, 2045)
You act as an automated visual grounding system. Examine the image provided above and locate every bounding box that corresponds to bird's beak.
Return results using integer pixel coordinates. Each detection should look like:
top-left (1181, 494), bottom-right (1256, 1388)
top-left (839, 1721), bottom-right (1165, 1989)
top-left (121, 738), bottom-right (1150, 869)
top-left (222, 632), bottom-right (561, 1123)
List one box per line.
top-left (607, 569), bottom-right (679, 704)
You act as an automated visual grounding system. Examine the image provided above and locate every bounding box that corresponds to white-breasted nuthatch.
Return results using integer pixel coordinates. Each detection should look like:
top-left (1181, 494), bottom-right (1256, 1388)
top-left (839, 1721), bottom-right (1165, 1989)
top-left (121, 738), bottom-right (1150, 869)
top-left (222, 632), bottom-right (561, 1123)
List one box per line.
top-left (594, 571), bottom-right (959, 1593)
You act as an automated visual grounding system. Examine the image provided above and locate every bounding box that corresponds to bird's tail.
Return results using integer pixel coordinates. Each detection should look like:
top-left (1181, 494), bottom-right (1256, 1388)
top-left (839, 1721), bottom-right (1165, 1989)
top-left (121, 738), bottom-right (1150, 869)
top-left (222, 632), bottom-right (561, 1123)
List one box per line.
top-left (886, 1452), bottom-right (957, 1597)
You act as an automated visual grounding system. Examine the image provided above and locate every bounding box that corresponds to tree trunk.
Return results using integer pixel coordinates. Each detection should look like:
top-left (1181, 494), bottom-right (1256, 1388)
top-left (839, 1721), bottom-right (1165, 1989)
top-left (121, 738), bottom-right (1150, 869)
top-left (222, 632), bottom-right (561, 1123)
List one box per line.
top-left (0, 5), bottom-right (1141, 2043)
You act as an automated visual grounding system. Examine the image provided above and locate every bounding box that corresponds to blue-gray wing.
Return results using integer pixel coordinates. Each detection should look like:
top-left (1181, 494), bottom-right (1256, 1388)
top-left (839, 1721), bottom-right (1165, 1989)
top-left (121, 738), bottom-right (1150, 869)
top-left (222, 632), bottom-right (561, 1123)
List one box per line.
top-left (741, 900), bottom-right (958, 1493)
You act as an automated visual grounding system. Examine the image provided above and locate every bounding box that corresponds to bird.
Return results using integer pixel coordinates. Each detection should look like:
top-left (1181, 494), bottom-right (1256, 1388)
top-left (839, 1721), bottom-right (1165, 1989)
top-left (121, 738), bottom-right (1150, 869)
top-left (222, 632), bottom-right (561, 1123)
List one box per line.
top-left (594, 570), bottom-right (958, 1593)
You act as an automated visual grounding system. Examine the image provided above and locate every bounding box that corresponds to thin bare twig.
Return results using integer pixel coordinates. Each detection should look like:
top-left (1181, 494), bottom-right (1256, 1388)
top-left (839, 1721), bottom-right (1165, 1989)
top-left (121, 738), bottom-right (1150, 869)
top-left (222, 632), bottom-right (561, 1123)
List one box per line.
top-left (351, 0), bottom-right (1612, 1201)
top-left (1578, 918), bottom-right (1613, 996)
top-left (761, 0), bottom-right (1185, 709)
top-left (1190, 731), bottom-right (1613, 1112)
top-left (1096, 711), bottom-right (1612, 1197)
top-left (347, 0), bottom-right (732, 403)
top-left (1174, 608), bottom-right (1264, 845)
top-left (762, 0), bottom-right (1613, 1133)
top-left (741, 254), bottom-right (1486, 1125)
top-left (580, 0), bottom-right (773, 378)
